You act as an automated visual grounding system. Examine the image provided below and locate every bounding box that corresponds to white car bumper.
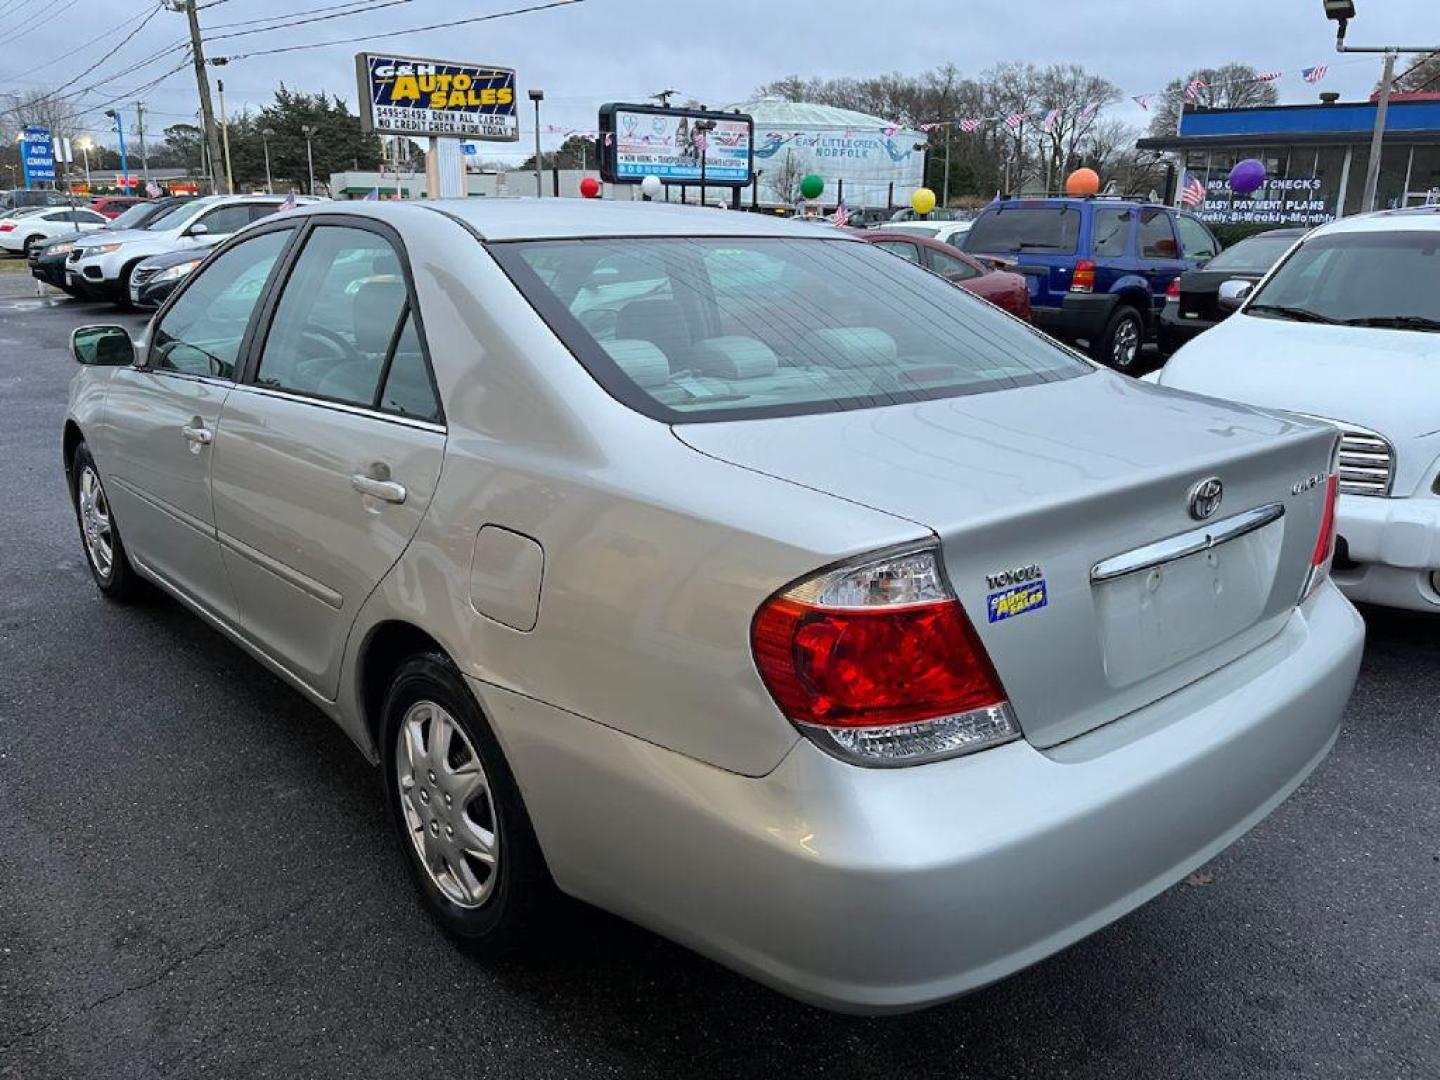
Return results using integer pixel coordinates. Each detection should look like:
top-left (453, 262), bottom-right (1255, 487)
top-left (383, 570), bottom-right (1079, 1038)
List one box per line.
top-left (1332, 491), bottom-right (1440, 612)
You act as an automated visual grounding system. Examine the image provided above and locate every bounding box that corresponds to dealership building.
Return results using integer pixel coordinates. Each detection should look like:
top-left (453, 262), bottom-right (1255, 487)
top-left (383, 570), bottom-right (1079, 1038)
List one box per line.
top-left (1139, 95), bottom-right (1440, 226)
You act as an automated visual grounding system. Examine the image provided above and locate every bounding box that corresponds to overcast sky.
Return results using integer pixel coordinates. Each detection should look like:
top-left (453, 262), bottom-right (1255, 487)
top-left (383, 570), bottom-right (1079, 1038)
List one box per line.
top-left (4, 0), bottom-right (1434, 163)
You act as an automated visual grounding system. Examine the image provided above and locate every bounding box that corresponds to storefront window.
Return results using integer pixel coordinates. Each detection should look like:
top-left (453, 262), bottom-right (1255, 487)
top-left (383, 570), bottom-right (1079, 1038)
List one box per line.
top-left (1409, 146), bottom-right (1440, 203)
top-left (1313, 145), bottom-right (1348, 219)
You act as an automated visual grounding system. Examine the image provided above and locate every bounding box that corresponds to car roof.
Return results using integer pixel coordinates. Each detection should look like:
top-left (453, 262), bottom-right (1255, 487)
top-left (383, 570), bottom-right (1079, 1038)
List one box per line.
top-left (984, 197), bottom-right (1174, 212)
top-left (1309, 206), bottom-right (1440, 236)
top-left (324, 197), bottom-right (851, 242)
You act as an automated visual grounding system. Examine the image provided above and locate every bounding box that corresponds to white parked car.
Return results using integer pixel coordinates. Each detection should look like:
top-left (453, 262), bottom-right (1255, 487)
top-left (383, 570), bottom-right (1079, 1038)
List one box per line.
top-left (0, 205), bottom-right (108, 254)
top-left (1155, 207), bottom-right (1440, 613)
top-left (874, 219), bottom-right (973, 246)
top-left (66, 193), bottom-right (320, 302)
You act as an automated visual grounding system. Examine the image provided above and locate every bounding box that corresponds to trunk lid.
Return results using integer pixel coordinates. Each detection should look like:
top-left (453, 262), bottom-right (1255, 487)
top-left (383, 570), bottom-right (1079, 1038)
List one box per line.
top-left (676, 371), bottom-right (1337, 748)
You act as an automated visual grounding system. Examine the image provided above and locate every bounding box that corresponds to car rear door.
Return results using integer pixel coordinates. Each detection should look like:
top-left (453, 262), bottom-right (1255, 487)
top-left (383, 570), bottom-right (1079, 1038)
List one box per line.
top-left (99, 226), bottom-right (296, 623)
top-left (1138, 209), bottom-right (1187, 322)
top-left (209, 218), bottom-right (445, 700)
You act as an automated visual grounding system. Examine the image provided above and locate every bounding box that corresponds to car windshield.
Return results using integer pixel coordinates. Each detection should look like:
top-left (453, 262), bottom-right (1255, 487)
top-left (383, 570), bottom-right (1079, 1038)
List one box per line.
top-left (1246, 229), bottom-right (1440, 330)
top-left (493, 236), bottom-right (1088, 423)
top-left (962, 206), bottom-right (1081, 254)
top-left (1205, 233), bottom-right (1298, 274)
top-left (107, 203), bottom-right (157, 230)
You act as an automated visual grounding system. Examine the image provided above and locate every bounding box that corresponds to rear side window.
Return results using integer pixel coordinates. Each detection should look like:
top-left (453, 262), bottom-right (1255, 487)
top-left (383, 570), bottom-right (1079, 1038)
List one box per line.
top-left (378, 313), bottom-right (441, 422)
top-left (962, 207), bottom-right (1080, 255)
top-left (927, 248), bottom-right (981, 282)
top-left (1139, 210), bottom-right (1180, 259)
top-left (871, 240), bottom-right (922, 263)
top-left (494, 236), bottom-right (1088, 423)
top-left (1091, 209), bottom-right (1132, 257)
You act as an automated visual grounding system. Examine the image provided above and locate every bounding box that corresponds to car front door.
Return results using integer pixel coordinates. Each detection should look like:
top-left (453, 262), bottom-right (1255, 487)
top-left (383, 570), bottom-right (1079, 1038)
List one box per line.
top-left (210, 220), bottom-right (445, 700)
top-left (1175, 213), bottom-right (1220, 265)
top-left (100, 226), bottom-right (296, 622)
top-left (1138, 209), bottom-right (1188, 322)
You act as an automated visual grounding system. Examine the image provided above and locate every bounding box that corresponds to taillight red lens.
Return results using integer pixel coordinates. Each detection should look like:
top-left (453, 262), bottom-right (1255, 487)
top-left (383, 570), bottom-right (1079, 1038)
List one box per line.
top-left (1312, 474), bottom-right (1339, 568)
top-left (1070, 259), bottom-right (1096, 293)
top-left (753, 597), bottom-right (1006, 728)
top-left (1166, 276), bottom-right (1181, 299)
top-left (0, 222), bottom-right (15, 232)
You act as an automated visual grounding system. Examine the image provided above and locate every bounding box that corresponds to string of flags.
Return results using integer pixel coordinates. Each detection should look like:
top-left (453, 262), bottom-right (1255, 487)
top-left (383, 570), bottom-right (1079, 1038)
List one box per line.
top-left (1135, 61), bottom-right (1331, 111)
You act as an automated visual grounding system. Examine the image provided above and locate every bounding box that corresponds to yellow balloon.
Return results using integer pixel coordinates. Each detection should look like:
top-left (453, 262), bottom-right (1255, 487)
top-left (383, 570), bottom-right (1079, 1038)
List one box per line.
top-left (910, 187), bottom-right (937, 215)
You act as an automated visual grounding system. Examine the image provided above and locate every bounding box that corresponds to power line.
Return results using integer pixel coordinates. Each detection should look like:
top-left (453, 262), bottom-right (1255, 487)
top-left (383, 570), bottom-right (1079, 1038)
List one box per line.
top-left (0, 0), bottom-right (83, 49)
top-left (0, 4), bottom-right (163, 87)
top-left (215, 0), bottom-right (585, 61)
top-left (206, 0), bottom-right (417, 33)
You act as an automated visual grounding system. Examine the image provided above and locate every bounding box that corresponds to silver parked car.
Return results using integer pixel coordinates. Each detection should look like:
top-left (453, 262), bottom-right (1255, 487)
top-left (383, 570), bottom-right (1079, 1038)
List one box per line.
top-left (64, 200), bottom-right (1363, 1013)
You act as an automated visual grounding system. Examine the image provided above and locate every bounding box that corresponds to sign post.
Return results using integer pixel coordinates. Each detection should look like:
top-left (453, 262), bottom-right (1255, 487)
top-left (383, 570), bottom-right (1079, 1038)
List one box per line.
top-left (356, 53), bottom-right (517, 200)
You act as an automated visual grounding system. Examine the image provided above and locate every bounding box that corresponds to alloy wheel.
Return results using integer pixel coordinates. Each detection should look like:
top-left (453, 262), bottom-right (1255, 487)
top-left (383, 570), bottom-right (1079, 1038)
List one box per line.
top-left (77, 465), bottom-right (114, 580)
top-left (396, 700), bottom-right (500, 909)
top-left (1112, 317), bottom-right (1141, 369)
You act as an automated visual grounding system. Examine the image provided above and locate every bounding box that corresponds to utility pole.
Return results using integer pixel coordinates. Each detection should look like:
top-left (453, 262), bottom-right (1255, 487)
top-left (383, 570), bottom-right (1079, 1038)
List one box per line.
top-left (217, 79), bottom-right (234, 194)
top-left (529, 89), bottom-right (544, 197)
top-left (174, 0), bottom-right (226, 194)
top-left (135, 101), bottom-right (150, 184)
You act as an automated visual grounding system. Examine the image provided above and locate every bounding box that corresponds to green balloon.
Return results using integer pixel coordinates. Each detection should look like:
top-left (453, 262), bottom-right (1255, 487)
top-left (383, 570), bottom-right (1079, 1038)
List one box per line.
top-left (799, 174), bottom-right (824, 200)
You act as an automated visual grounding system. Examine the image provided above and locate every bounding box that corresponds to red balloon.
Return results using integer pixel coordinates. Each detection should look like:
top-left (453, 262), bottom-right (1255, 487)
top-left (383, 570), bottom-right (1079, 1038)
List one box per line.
top-left (579, 176), bottom-right (601, 199)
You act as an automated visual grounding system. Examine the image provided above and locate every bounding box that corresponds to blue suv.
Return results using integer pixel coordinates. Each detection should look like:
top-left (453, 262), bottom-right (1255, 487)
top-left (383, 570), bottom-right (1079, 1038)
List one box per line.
top-left (961, 197), bottom-right (1220, 371)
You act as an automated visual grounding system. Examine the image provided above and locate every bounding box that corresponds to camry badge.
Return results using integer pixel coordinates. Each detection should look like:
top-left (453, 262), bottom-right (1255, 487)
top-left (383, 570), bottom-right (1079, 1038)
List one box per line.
top-left (1187, 477), bottom-right (1224, 521)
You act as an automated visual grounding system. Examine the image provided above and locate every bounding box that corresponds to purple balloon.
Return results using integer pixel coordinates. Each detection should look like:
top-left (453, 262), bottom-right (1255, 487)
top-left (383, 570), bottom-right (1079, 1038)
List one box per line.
top-left (1230, 158), bottom-right (1267, 195)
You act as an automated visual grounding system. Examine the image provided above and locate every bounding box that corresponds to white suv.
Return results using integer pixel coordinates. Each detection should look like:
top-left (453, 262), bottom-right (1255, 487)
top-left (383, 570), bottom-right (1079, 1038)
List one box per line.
top-left (1154, 206), bottom-right (1440, 613)
top-left (67, 194), bottom-right (321, 302)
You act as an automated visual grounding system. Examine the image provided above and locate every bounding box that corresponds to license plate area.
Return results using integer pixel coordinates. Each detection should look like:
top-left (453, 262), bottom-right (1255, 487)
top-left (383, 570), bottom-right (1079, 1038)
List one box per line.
top-left (1093, 517), bottom-right (1284, 688)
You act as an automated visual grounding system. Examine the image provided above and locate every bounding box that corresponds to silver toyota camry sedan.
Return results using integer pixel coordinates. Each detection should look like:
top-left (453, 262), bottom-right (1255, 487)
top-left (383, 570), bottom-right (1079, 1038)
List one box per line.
top-left (64, 199), bottom-right (1364, 1013)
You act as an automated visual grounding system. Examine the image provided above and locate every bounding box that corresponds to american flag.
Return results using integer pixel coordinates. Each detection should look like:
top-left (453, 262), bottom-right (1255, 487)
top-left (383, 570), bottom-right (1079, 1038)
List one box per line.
top-left (1042, 108), bottom-right (1060, 134)
top-left (1133, 94), bottom-right (1153, 111)
top-left (1004, 112), bottom-right (1026, 131)
top-left (1303, 65), bottom-right (1329, 84)
top-left (1253, 71), bottom-right (1283, 83)
top-left (279, 190), bottom-right (297, 210)
top-left (1180, 173), bottom-right (1207, 208)
top-left (829, 202), bottom-right (850, 227)
top-left (145, 180), bottom-right (161, 198)
top-left (960, 117), bottom-right (984, 133)
top-left (1184, 79), bottom-right (1208, 102)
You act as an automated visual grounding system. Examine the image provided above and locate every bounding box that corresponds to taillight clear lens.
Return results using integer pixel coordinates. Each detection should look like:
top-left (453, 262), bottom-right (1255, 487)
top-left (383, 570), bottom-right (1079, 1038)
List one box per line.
top-left (1166, 277), bottom-right (1181, 300)
top-left (752, 547), bottom-right (1020, 766)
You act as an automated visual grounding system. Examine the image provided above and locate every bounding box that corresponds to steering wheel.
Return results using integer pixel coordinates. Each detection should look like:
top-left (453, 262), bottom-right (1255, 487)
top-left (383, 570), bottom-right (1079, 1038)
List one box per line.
top-left (301, 325), bottom-right (362, 365)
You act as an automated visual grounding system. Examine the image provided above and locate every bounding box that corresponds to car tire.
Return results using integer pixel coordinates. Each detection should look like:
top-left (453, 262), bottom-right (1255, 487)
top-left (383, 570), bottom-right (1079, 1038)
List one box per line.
top-left (70, 442), bottom-right (143, 601)
top-left (381, 652), bottom-right (555, 957)
top-left (21, 235), bottom-right (41, 256)
top-left (1094, 305), bottom-right (1145, 372)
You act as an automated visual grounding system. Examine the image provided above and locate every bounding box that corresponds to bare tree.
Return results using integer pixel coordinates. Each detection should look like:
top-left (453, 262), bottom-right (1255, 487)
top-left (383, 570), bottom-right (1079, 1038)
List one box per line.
top-left (1026, 64), bottom-right (1121, 193)
top-left (1391, 52), bottom-right (1440, 94)
top-left (1148, 63), bottom-right (1280, 138)
top-left (763, 148), bottom-right (806, 205)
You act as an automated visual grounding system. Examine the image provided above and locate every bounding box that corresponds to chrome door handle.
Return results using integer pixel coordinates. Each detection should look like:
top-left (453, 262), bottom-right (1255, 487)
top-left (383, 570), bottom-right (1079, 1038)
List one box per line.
top-left (182, 425), bottom-right (213, 445)
top-left (351, 474), bottom-right (407, 504)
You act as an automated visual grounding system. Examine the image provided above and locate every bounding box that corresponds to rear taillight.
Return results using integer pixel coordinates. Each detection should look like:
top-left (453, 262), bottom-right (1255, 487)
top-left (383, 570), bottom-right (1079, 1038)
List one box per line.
top-left (1070, 259), bottom-right (1096, 293)
top-left (1301, 457), bottom-right (1340, 601)
top-left (0, 222), bottom-right (14, 233)
top-left (752, 546), bottom-right (1020, 766)
top-left (1165, 277), bottom-right (1181, 301)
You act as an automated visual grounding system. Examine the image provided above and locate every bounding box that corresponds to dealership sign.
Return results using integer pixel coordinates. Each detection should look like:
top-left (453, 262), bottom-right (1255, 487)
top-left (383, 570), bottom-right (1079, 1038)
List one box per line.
top-left (21, 126), bottom-right (54, 184)
top-left (1195, 176), bottom-right (1335, 227)
top-left (356, 53), bottom-right (517, 140)
top-left (599, 104), bottom-right (753, 186)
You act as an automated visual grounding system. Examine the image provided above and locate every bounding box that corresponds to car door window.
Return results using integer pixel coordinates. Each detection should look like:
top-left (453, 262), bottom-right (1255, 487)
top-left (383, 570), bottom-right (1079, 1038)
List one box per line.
top-left (926, 247), bottom-right (981, 282)
top-left (255, 225), bottom-right (409, 407)
top-left (1176, 214), bottom-right (1219, 260)
top-left (195, 204), bottom-right (254, 236)
top-left (79, 210), bottom-right (109, 225)
top-left (872, 240), bottom-right (922, 263)
top-left (150, 229), bottom-right (292, 379)
top-left (1092, 209), bottom-right (1133, 257)
top-left (377, 312), bottom-right (441, 422)
top-left (1139, 210), bottom-right (1180, 259)
top-left (247, 203), bottom-right (282, 224)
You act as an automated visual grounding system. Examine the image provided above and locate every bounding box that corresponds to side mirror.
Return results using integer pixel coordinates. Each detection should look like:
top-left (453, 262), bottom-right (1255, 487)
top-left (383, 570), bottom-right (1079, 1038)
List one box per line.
top-left (187, 222), bottom-right (209, 237)
top-left (71, 325), bottom-right (135, 366)
top-left (1217, 280), bottom-right (1253, 313)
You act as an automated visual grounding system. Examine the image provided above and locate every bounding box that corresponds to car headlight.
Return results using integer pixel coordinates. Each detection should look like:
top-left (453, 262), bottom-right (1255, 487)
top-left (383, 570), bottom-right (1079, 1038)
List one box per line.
top-left (153, 259), bottom-right (202, 283)
top-left (47, 242), bottom-right (75, 257)
top-left (92, 243), bottom-right (124, 255)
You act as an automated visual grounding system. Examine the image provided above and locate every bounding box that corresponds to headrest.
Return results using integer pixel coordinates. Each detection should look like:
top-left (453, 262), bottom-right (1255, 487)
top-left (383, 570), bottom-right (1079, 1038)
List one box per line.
top-left (796, 327), bottom-right (897, 369)
top-left (690, 336), bottom-right (778, 380)
top-left (601, 339), bottom-right (671, 389)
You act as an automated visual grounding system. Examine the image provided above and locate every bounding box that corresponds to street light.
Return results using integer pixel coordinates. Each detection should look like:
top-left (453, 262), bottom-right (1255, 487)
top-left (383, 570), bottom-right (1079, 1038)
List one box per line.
top-left (260, 128), bottom-right (275, 194)
top-left (76, 137), bottom-right (93, 186)
top-left (528, 89), bottom-right (544, 197)
top-left (104, 109), bottom-right (129, 194)
top-left (301, 124), bottom-right (316, 195)
top-left (1326, 2), bottom-right (1440, 213)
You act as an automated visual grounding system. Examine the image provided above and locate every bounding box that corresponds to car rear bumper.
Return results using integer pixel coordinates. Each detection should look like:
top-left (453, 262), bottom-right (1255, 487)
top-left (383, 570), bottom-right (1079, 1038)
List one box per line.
top-left (1031, 292), bottom-right (1119, 343)
top-left (1159, 302), bottom-right (1216, 348)
top-left (475, 582), bottom-right (1363, 1013)
top-left (1332, 492), bottom-right (1440, 612)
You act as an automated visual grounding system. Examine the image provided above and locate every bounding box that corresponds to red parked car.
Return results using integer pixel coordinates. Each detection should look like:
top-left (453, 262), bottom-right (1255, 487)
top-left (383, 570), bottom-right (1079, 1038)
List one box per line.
top-left (88, 196), bottom-right (147, 219)
top-left (856, 229), bottom-right (1032, 321)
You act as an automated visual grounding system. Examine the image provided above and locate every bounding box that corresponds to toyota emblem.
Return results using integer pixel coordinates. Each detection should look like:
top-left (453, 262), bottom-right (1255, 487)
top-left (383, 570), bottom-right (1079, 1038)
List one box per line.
top-left (1187, 477), bottom-right (1224, 521)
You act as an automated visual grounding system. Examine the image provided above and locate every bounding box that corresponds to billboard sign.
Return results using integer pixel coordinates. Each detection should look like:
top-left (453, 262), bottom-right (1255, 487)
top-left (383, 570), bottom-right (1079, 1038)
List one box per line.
top-left (599, 104), bottom-right (753, 186)
top-left (21, 126), bottom-right (55, 184)
top-left (356, 53), bottom-right (517, 141)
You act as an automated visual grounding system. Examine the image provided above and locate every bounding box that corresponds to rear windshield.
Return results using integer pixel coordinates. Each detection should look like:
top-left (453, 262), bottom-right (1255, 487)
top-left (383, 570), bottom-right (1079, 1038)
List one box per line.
top-left (963, 206), bottom-right (1081, 255)
top-left (1206, 233), bottom-right (1298, 273)
top-left (491, 236), bottom-right (1087, 422)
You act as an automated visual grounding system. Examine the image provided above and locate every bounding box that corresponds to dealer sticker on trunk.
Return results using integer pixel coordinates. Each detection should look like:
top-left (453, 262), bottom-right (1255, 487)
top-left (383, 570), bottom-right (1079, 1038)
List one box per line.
top-left (987, 579), bottom-right (1049, 623)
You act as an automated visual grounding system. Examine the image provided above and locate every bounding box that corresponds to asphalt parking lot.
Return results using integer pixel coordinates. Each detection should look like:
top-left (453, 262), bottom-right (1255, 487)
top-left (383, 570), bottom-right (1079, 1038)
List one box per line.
top-left (0, 268), bottom-right (1436, 1080)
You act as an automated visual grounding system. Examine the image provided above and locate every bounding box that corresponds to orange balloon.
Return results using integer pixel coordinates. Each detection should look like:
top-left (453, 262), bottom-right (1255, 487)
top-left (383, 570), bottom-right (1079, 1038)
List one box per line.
top-left (1065, 168), bottom-right (1101, 196)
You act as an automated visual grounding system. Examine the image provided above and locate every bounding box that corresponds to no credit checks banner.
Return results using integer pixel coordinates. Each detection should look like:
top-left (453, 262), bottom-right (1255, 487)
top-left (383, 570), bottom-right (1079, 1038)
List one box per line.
top-left (356, 53), bottom-right (517, 141)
